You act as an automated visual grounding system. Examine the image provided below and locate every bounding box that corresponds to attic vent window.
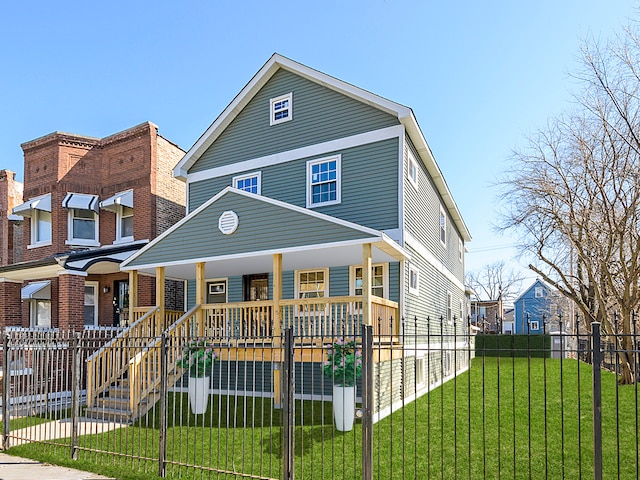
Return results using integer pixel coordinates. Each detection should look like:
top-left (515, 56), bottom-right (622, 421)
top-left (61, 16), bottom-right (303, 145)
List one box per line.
top-left (218, 211), bottom-right (239, 235)
top-left (270, 93), bottom-right (292, 125)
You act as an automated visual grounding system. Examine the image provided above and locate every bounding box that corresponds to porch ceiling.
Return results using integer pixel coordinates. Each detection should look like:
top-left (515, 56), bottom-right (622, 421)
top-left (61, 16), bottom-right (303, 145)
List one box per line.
top-left (128, 238), bottom-right (406, 280)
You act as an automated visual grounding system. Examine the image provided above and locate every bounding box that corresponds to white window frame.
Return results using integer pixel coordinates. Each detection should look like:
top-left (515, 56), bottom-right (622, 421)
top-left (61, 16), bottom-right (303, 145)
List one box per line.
top-left (29, 209), bottom-right (52, 248)
top-left (295, 268), bottom-right (329, 299)
top-left (416, 355), bottom-right (426, 389)
top-left (349, 263), bottom-right (389, 299)
top-left (270, 92), bottom-right (292, 126)
top-left (447, 291), bottom-right (453, 324)
top-left (306, 155), bottom-right (341, 208)
top-left (408, 264), bottom-right (420, 295)
top-left (535, 286), bottom-right (544, 298)
top-left (458, 238), bottom-right (464, 262)
top-left (66, 208), bottom-right (99, 246)
top-left (529, 320), bottom-right (540, 331)
top-left (115, 204), bottom-right (134, 244)
top-left (440, 205), bottom-right (447, 247)
top-left (84, 281), bottom-right (99, 327)
top-left (459, 299), bottom-right (464, 323)
top-left (233, 171), bottom-right (262, 195)
top-left (408, 151), bottom-right (419, 190)
top-left (30, 299), bottom-right (51, 328)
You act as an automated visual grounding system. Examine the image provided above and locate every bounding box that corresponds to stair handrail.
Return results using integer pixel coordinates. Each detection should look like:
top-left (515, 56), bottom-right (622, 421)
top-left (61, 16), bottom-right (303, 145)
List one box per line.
top-left (86, 307), bottom-right (160, 408)
top-left (128, 304), bottom-right (200, 418)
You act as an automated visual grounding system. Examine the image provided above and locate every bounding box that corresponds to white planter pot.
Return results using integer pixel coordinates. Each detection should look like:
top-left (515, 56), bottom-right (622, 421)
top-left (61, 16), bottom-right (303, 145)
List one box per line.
top-left (332, 385), bottom-right (356, 432)
top-left (188, 376), bottom-right (210, 414)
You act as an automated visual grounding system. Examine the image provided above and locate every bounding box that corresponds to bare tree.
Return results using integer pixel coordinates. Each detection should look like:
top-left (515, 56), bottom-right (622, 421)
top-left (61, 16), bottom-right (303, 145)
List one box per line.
top-left (499, 24), bottom-right (640, 383)
top-left (466, 260), bottom-right (524, 303)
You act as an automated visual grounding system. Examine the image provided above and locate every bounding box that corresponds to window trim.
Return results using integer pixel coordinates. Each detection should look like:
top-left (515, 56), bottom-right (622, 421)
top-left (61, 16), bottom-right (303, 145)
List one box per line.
top-left (535, 286), bottom-right (544, 298)
top-left (458, 238), bottom-right (464, 262)
top-left (415, 355), bottom-right (426, 389)
top-left (30, 299), bottom-right (51, 328)
top-left (84, 281), bottom-right (99, 328)
top-left (233, 171), bottom-right (262, 195)
top-left (66, 208), bottom-right (99, 247)
top-left (270, 92), bottom-right (293, 126)
top-left (408, 151), bottom-right (419, 190)
top-left (295, 268), bottom-right (329, 299)
top-left (349, 263), bottom-right (389, 299)
top-left (447, 291), bottom-right (453, 324)
top-left (529, 320), bottom-right (540, 331)
top-left (306, 155), bottom-right (341, 208)
top-left (114, 204), bottom-right (134, 244)
top-left (439, 205), bottom-right (447, 247)
top-left (29, 208), bottom-right (52, 248)
top-left (408, 264), bottom-right (420, 295)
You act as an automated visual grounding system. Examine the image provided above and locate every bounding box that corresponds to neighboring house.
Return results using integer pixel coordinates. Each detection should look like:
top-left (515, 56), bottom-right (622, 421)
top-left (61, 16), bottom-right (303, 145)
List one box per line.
top-left (470, 298), bottom-right (503, 333)
top-left (513, 279), bottom-right (567, 334)
top-left (87, 54), bottom-right (472, 421)
top-left (502, 307), bottom-right (515, 334)
top-left (0, 169), bottom-right (23, 266)
top-left (0, 122), bottom-right (186, 330)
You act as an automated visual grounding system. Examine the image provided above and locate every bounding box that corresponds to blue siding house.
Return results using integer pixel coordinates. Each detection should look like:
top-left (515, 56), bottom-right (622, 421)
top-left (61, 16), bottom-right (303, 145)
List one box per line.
top-left (88, 54), bottom-right (472, 421)
top-left (513, 279), bottom-right (558, 334)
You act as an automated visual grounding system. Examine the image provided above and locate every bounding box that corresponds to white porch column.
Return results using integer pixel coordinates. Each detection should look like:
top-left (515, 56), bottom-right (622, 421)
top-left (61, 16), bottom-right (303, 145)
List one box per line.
top-left (362, 243), bottom-right (372, 327)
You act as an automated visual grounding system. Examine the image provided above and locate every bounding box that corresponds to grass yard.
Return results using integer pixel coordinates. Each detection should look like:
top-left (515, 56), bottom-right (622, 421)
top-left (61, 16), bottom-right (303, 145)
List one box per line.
top-left (5, 357), bottom-right (640, 479)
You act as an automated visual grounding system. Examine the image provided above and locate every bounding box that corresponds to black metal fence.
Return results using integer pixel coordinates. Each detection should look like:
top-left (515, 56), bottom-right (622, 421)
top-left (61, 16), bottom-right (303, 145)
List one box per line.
top-left (0, 318), bottom-right (638, 479)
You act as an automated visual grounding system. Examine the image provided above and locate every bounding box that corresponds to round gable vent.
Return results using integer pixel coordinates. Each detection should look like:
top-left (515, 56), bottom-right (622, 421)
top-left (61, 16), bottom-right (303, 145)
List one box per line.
top-left (218, 210), bottom-right (239, 235)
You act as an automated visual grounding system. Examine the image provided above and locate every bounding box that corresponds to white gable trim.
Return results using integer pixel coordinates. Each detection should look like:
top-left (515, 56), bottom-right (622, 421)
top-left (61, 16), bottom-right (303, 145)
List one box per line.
top-left (186, 125), bottom-right (403, 185)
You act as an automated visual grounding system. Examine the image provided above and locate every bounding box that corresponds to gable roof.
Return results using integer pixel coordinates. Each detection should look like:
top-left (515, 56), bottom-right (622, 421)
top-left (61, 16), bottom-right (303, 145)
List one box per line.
top-left (514, 278), bottom-right (555, 303)
top-left (173, 53), bottom-right (471, 242)
top-left (121, 187), bottom-right (408, 280)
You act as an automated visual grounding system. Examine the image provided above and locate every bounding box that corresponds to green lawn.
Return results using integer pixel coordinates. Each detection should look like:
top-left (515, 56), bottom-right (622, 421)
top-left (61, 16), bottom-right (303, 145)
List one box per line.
top-left (5, 357), bottom-right (640, 479)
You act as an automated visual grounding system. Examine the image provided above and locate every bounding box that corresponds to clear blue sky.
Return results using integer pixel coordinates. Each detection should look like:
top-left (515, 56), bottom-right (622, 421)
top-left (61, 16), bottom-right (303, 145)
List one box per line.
top-left (1, 0), bottom-right (636, 287)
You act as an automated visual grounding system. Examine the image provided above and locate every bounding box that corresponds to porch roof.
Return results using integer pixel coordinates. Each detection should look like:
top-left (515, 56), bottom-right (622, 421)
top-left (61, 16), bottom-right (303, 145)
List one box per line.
top-left (121, 187), bottom-right (409, 280)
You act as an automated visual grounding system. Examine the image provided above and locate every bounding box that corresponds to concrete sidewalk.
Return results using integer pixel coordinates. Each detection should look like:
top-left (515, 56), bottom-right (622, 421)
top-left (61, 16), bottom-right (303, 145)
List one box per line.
top-left (0, 452), bottom-right (116, 479)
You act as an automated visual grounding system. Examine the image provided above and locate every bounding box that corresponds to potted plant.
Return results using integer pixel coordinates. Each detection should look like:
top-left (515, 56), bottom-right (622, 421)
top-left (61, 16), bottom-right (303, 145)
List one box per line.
top-left (177, 339), bottom-right (219, 414)
top-left (323, 337), bottom-right (362, 431)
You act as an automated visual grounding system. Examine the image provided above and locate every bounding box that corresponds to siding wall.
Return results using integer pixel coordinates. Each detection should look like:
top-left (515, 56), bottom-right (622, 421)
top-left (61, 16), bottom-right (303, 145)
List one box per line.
top-left (189, 69), bottom-right (399, 173)
top-left (188, 138), bottom-right (399, 232)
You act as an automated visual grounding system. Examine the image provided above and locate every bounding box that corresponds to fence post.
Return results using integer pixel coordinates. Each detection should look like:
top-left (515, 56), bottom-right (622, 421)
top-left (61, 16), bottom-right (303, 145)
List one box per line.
top-left (282, 327), bottom-right (294, 480)
top-left (592, 322), bottom-right (603, 480)
top-left (158, 332), bottom-right (168, 477)
top-left (361, 324), bottom-right (374, 480)
top-left (70, 332), bottom-right (81, 460)
top-left (2, 333), bottom-right (10, 450)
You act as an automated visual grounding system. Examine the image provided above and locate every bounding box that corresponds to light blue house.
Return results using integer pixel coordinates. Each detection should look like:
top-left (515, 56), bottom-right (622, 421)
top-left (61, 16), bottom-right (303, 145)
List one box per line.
top-left (87, 54), bottom-right (472, 421)
top-left (513, 279), bottom-right (558, 334)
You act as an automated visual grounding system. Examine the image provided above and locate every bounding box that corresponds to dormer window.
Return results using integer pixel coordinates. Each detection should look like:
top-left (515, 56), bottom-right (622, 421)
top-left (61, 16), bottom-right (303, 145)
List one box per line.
top-left (270, 93), bottom-right (292, 126)
top-left (63, 193), bottom-right (99, 246)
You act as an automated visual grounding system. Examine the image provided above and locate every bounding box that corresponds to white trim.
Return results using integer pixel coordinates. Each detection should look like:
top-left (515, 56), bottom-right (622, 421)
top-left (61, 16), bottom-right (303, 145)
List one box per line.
top-left (404, 230), bottom-right (465, 291)
top-left (29, 208), bottom-right (52, 247)
top-left (458, 238), bottom-right (464, 263)
top-left (408, 264), bottom-right (419, 295)
top-left (270, 92), bottom-right (292, 126)
top-left (122, 186), bottom-right (409, 270)
top-left (115, 204), bottom-right (134, 244)
top-left (306, 155), bottom-right (341, 208)
top-left (232, 171), bottom-right (262, 194)
top-left (446, 290), bottom-right (453, 324)
top-left (57, 270), bottom-right (88, 277)
top-left (84, 281), bottom-right (99, 327)
top-left (439, 205), bottom-right (447, 247)
top-left (185, 125), bottom-right (402, 185)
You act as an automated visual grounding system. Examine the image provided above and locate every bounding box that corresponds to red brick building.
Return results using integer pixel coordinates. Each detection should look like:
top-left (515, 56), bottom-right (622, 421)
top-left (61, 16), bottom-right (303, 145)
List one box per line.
top-left (0, 169), bottom-right (24, 266)
top-left (0, 122), bottom-right (186, 330)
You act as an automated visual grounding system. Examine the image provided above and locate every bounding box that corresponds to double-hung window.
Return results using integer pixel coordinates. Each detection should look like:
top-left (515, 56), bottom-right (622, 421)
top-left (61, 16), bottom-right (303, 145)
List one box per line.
top-left (270, 93), bottom-right (292, 125)
top-left (439, 206), bottom-right (447, 246)
top-left (233, 172), bottom-right (262, 194)
top-left (307, 155), bottom-right (341, 208)
top-left (100, 190), bottom-right (134, 244)
top-left (296, 269), bottom-right (328, 299)
top-left (409, 264), bottom-right (420, 295)
top-left (351, 264), bottom-right (388, 298)
top-left (84, 282), bottom-right (99, 327)
top-left (13, 193), bottom-right (52, 248)
top-left (408, 152), bottom-right (419, 190)
top-left (63, 193), bottom-right (99, 246)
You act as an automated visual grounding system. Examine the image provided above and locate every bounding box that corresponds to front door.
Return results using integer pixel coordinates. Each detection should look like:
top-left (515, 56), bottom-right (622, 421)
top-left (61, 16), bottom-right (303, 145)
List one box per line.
top-left (243, 274), bottom-right (270, 337)
top-left (113, 280), bottom-right (129, 327)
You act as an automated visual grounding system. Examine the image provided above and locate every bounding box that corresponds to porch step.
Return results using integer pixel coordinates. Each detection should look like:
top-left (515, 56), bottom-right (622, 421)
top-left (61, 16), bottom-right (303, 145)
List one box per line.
top-left (84, 406), bottom-right (133, 423)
